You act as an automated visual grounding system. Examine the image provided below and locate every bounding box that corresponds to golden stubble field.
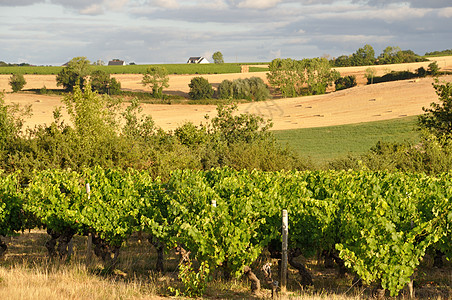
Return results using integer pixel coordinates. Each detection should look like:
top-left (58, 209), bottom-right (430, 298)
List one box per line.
top-left (1, 56), bottom-right (452, 132)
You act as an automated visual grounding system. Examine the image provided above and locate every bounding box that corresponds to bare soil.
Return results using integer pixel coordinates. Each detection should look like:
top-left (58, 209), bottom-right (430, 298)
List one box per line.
top-left (2, 56), bottom-right (452, 132)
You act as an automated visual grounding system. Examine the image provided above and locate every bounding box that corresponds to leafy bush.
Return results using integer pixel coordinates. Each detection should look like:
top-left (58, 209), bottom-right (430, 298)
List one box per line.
top-left (168, 261), bottom-right (211, 298)
top-left (90, 70), bottom-right (122, 95)
top-left (268, 57), bottom-right (339, 97)
top-left (425, 49), bottom-right (452, 56)
top-left (141, 66), bottom-right (169, 98)
top-left (56, 57), bottom-right (91, 91)
top-left (217, 77), bottom-right (270, 101)
top-left (418, 79), bottom-right (452, 137)
top-left (9, 74), bottom-right (26, 92)
top-left (428, 62), bottom-right (440, 76)
top-left (217, 79), bottom-right (233, 99)
top-left (188, 77), bottom-right (214, 100)
top-left (416, 67), bottom-right (427, 77)
top-left (368, 71), bottom-right (417, 84)
top-left (334, 75), bottom-right (357, 91)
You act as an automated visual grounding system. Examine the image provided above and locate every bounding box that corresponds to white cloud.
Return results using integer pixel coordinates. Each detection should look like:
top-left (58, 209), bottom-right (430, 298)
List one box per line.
top-left (105, 0), bottom-right (131, 10)
top-left (236, 0), bottom-right (282, 9)
top-left (438, 7), bottom-right (452, 18)
top-left (153, 0), bottom-right (180, 9)
top-left (80, 4), bottom-right (104, 15)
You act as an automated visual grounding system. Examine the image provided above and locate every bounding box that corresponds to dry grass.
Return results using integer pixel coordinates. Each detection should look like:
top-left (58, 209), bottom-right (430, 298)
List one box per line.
top-left (0, 230), bottom-right (450, 299)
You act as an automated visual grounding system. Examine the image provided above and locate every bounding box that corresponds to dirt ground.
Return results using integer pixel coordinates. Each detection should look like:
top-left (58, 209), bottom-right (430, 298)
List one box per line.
top-left (1, 56), bottom-right (452, 131)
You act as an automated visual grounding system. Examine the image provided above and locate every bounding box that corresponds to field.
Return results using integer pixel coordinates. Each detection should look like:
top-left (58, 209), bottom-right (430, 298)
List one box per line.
top-left (0, 63), bottom-right (269, 76)
top-left (1, 56), bottom-right (452, 163)
top-left (1, 57), bottom-right (452, 300)
top-left (273, 116), bottom-right (420, 164)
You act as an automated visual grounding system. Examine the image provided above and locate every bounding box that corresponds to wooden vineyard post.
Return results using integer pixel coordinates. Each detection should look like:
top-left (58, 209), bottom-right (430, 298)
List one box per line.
top-left (281, 209), bottom-right (288, 293)
top-left (86, 183), bottom-right (93, 261)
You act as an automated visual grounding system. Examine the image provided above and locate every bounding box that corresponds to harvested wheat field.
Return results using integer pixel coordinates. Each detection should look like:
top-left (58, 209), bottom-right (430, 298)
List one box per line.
top-left (1, 56), bottom-right (452, 132)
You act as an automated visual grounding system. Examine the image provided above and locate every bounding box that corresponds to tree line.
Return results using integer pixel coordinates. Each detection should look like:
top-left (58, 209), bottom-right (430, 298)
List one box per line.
top-left (330, 44), bottom-right (428, 67)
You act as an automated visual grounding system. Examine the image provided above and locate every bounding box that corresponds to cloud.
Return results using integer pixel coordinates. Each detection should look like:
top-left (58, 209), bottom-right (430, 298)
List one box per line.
top-left (153, 0), bottom-right (180, 9)
top-left (438, 7), bottom-right (452, 18)
top-left (356, 0), bottom-right (452, 9)
top-left (0, 0), bottom-right (44, 6)
top-left (1, 0), bottom-right (450, 65)
top-left (80, 4), bottom-right (104, 15)
top-left (236, 0), bottom-right (282, 9)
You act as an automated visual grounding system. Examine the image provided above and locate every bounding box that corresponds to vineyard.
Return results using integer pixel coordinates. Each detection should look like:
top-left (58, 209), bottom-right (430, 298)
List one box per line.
top-left (0, 63), bottom-right (268, 76)
top-left (1, 167), bottom-right (451, 298)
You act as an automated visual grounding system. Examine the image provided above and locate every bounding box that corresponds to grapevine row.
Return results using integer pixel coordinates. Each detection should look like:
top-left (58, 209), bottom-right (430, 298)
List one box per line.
top-left (0, 167), bottom-right (451, 296)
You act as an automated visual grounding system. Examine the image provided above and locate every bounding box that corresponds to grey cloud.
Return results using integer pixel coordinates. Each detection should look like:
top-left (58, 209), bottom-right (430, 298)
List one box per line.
top-left (355, 0), bottom-right (452, 8)
top-left (0, 0), bottom-right (45, 6)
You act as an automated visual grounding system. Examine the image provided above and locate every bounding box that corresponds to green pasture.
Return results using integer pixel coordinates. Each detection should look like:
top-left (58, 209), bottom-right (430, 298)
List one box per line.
top-left (0, 63), bottom-right (269, 75)
top-left (274, 116), bottom-right (420, 164)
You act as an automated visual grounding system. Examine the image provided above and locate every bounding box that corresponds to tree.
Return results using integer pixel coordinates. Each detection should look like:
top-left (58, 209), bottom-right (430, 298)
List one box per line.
top-left (268, 58), bottom-right (339, 97)
top-left (332, 55), bottom-right (351, 67)
top-left (212, 51), bottom-right (224, 64)
top-left (351, 44), bottom-right (375, 66)
top-left (301, 58), bottom-right (340, 95)
top-left (267, 58), bottom-right (300, 97)
top-left (378, 46), bottom-right (402, 64)
top-left (418, 79), bottom-right (452, 137)
top-left (188, 77), bottom-right (214, 100)
top-left (428, 62), bottom-right (440, 76)
top-left (365, 67), bottom-right (377, 84)
top-left (335, 75), bottom-right (357, 91)
top-left (91, 70), bottom-right (121, 95)
top-left (217, 77), bottom-right (270, 101)
top-left (93, 59), bottom-right (105, 66)
top-left (56, 57), bottom-right (91, 91)
top-left (141, 66), bottom-right (169, 98)
top-left (9, 74), bottom-right (26, 92)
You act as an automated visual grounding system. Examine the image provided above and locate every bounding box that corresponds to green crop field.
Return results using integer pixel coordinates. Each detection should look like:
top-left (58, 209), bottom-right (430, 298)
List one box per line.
top-left (274, 116), bottom-right (420, 164)
top-left (0, 63), bottom-right (269, 75)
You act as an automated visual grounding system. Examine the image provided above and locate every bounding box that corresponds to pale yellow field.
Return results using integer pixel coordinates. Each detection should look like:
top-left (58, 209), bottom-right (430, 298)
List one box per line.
top-left (1, 56), bottom-right (452, 132)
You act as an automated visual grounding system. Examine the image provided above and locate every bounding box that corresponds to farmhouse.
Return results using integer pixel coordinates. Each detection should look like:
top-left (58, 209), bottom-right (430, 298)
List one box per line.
top-left (108, 59), bottom-right (126, 66)
top-left (187, 57), bottom-right (210, 64)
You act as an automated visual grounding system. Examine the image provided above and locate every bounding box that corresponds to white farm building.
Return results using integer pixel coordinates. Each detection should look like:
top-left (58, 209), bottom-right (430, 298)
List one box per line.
top-left (187, 57), bottom-right (210, 64)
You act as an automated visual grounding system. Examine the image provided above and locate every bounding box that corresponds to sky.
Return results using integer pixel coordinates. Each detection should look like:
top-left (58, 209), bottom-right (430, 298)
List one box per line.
top-left (1, 0), bottom-right (451, 65)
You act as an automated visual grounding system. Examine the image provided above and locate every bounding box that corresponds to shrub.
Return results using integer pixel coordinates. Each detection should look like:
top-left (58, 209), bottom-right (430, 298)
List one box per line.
top-left (9, 74), bottom-right (26, 92)
top-left (91, 70), bottom-right (122, 95)
top-left (428, 62), bottom-right (440, 76)
top-left (418, 79), bottom-right (452, 137)
top-left (141, 66), bottom-right (169, 98)
top-left (217, 79), bottom-right (233, 99)
top-left (188, 77), bottom-right (214, 100)
top-left (217, 77), bottom-right (270, 101)
top-left (56, 57), bottom-right (91, 91)
top-left (369, 71), bottom-right (417, 84)
top-left (335, 75), bottom-right (357, 91)
top-left (416, 67), bottom-right (427, 77)
top-left (247, 77), bottom-right (270, 101)
top-left (39, 86), bottom-right (48, 95)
